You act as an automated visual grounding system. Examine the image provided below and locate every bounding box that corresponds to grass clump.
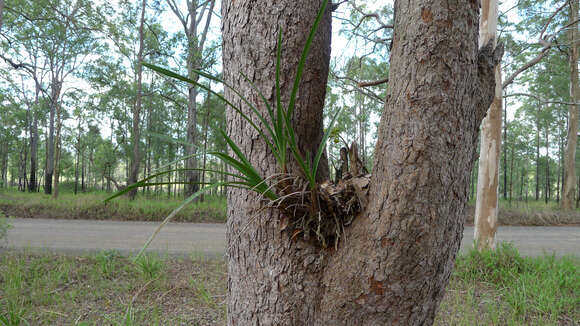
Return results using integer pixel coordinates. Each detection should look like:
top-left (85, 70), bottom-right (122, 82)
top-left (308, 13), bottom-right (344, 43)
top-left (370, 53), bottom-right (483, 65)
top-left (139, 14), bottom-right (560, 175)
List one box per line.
top-left (1, 247), bottom-right (577, 324)
top-left (0, 211), bottom-right (12, 242)
top-left (437, 242), bottom-right (580, 325)
top-left (0, 250), bottom-right (227, 325)
top-left (464, 200), bottom-right (580, 226)
top-left (134, 254), bottom-right (165, 280)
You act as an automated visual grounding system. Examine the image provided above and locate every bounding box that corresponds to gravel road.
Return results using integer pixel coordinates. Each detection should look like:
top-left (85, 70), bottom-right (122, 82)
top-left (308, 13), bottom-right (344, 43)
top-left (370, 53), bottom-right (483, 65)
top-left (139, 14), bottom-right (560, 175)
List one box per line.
top-left (2, 218), bottom-right (579, 257)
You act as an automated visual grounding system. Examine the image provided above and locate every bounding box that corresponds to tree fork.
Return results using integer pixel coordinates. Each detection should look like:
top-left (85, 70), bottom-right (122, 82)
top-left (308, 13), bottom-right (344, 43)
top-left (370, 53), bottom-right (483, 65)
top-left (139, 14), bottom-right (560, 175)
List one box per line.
top-left (223, 0), bottom-right (502, 324)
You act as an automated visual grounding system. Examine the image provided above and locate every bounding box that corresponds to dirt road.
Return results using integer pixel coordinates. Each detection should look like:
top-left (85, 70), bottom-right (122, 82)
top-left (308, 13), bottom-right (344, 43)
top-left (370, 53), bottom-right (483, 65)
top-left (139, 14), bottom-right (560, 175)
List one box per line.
top-left (2, 218), bottom-right (579, 257)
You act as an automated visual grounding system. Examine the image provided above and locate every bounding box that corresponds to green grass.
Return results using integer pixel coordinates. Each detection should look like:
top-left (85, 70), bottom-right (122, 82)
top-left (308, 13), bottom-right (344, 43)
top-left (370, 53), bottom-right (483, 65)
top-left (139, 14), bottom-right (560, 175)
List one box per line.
top-left (436, 243), bottom-right (580, 325)
top-left (0, 211), bottom-right (11, 242)
top-left (0, 190), bottom-right (226, 223)
top-left (463, 199), bottom-right (580, 226)
top-left (3, 189), bottom-right (578, 227)
top-left (1, 244), bottom-right (577, 324)
top-left (0, 250), bottom-right (226, 325)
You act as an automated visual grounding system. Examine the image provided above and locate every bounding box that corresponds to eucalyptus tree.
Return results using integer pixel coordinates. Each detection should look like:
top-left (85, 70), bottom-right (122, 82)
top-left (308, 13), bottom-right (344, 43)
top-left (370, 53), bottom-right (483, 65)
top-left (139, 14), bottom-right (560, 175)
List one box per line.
top-left (563, 0), bottom-right (580, 210)
top-left (1, 0), bottom-right (108, 196)
top-left (474, 0), bottom-right (501, 250)
top-left (222, 0), bottom-right (501, 324)
top-left (474, 0), bottom-right (578, 248)
top-left (125, 0), bottom-right (147, 199)
top-left (165, 0), bottom-right (216, 197)
top-left (0, 0), bottom-right (54, 193)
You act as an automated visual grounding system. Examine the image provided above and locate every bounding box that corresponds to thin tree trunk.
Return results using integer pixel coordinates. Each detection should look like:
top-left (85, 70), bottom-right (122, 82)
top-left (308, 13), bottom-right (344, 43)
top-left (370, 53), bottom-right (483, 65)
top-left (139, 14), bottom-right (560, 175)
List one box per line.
top-left (184, 0), bottom-right (201, 198)
top-left (144, 101), bottom-right (152, 196)
top-left (45, 84), bottom-right (59, 195)
top-left (128, 0), bottom-right (147, 200)
top-left (563, 0), bottom-right (580, 210)
top-left (557, 122), bottom-right (562, 203)
top-left (545, 124), bottom-right (550, 204)
top-left (29, 86), bottom-right (39, 193)
top-left (474, 0), bottom-right (501, 250)
top-left (536, 105), bottom-right (541, 201)
top-left (200, 94), bottom-right (211, 202)
top-left (221, 160), bottom-right (226, 197)
top-left (81, 150), bottom-right (86, 192)
top-left (52, 83), bottom-right (63, 199)
top-left (509, 146), bottom-right (514, 203)
top-left (520, 167), bottom-right (525, 201)
top-left (503, 95), bottom-right (507, 199)
top-left (577, 166), bottom-right (580, 208)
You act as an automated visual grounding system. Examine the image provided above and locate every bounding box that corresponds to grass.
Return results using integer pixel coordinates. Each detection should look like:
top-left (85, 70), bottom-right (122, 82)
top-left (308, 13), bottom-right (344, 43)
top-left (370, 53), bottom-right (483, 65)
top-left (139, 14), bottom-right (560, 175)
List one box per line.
top-left (0, 211), bottom-right (11, 242)
top-left (435, 243), bottom-right (580, 325)
top-left (0, 190), bottom-right (226, 223)
top-left (0, 250), bottom-right (227, 325)
top-left (3, 189), bottom-right (578, 227)
top-left (0, 244), bottom-right (577, 325)
top-left (463, 199), bottom-right (580, 226)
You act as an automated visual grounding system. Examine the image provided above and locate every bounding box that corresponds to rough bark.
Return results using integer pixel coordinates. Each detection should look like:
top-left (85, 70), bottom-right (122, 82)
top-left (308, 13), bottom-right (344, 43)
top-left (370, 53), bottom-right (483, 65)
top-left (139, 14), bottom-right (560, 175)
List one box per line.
top-left (128, 0), bottom-right (147, 200)
top-left (474, 0), bottom-right (501, 251)
top-left (563, 0), bottom-right (580, 210)
top-left (223, 0), bottom-right (500, 324)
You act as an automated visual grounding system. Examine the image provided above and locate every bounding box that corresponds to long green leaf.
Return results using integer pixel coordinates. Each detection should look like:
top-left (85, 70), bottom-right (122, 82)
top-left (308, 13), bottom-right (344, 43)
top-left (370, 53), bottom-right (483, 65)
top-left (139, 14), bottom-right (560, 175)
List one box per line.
top-left (312, 107), bottom-right (343, 181)
top-left (274, 29), bottom-right (287, 170)
top-left (104, 166), bottom-right (245, 202)
top-left (286, 0), bottom-right (328, 120)
top-left (144, 63), bottom-right (277, 156)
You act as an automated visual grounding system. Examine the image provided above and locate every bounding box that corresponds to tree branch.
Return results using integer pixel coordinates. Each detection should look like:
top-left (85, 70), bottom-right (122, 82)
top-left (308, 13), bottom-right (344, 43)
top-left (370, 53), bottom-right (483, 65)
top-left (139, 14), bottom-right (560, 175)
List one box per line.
top-left (350, 1), bottom-right (393, 31)
top-left (504, 92), bottom-right (580, 105)
top-left (357, 77), bottom-right (388, 87)
top-left (502, 0), bottom-right (573, 89)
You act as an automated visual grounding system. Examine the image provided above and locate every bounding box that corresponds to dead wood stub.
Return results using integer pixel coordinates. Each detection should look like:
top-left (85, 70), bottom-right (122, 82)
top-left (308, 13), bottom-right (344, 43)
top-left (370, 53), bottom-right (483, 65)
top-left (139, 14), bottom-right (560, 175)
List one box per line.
top-left (273, 142), bottom-right (371, 248)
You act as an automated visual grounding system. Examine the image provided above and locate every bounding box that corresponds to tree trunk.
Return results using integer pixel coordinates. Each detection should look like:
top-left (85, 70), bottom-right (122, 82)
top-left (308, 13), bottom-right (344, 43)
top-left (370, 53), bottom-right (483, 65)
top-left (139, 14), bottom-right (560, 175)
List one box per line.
top-left (223, 0), bottom-right (500, 324)
top-left (81, 150), bottom-right (86, 192)
top-left (474, 0), bottom-right (501, 250)
top-left (144, 103), bottom-right (152, 196)
top-left (53, 100), bottom-right (63, 199)
top-left (45, 83), bottom-right (60, 195)
top-left (577, 166), bottom-right (580, 208)
top-left (509, 146), bottom-right (514, 203)
top-left (563, 0), bottom-right (580, 210)
top-left (200, 94), bottom-right (211, 202)
top-left (28, 86), bottom-right (39, 193)
top-left (536, 105), bottom-right (541, 201)
top-left (173, 0), bottom-right (216, 197)
top-left (503, 95), bottom-right (507, 199)
top-left (128, 0), bottom-right (147, 200)
top-left (74, 127), bottom-right (81, 195)
top-left (545, 124), bottom-right (550, 204)
top-left (520, 167), bottom-right (525, 201)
